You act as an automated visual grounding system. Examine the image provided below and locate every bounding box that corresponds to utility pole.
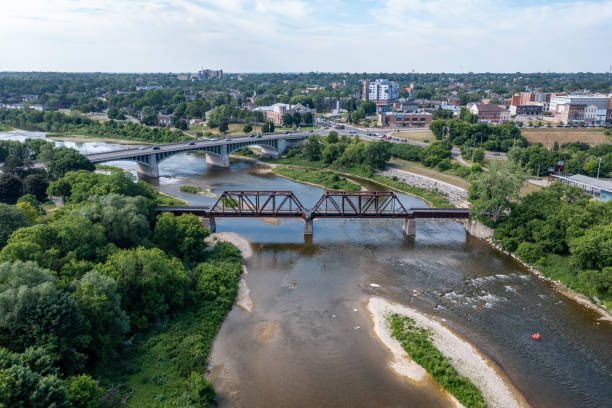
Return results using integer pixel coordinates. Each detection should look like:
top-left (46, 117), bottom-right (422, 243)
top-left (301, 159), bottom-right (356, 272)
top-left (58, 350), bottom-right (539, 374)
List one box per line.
top-left (597, 157), bottom-right (602, 179)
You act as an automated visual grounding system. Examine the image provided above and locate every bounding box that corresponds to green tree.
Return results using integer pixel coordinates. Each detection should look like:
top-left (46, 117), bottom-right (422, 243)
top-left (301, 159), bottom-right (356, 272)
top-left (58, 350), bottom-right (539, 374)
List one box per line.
top-left (327, 131), bottom-right (339, 144)
top-left (22, 174), bottom-right (49, 202)
top-left (98, 247), bottom-right (190, 331)
top-left (0, 174), bottom-right (23, 204)
top-left (468, 160), bottom-right (525, 222)
top-left (152, 213), bottom-right (209, 262)
top-left (0, 203), bottom-right (28, 247)
top-left (72, 271), bottom-right (129, 368)
top-left (242, 124), bottom-right (253, 133)
top-left (304, 136), bottom-right (322, 161)
top-left (281, 113), bottom-right (294, 126)
top-left (569, 224), bottom-right (612, 270)
top-left (472, 148), bottom-right (485, 163)
top-left (419, 142), bottom-right (452, 168)
top-left (218, 120), bottom-right (229, 134)
top-left (303, 111), bottom-right (313, 125)
top-left (72, 194), bottom-right (153, 248)
top-left (16, 202), bottom-right (39, 224)
top-left (261, 121), bottom-right (275, 133)
top-left (65, 374), bottom-right (102, 408)
top-left (0, 261), bottom-right (85, 373)
top-left (49, 148), bottom-right (95, 179)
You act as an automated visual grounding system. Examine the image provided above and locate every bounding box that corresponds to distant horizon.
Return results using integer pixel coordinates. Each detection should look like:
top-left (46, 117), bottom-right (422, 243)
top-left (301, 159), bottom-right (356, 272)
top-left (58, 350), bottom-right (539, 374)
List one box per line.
top-left (1, 71), bottom-right (611, 75)
top-left (1, 1), bottom-right (611, 73)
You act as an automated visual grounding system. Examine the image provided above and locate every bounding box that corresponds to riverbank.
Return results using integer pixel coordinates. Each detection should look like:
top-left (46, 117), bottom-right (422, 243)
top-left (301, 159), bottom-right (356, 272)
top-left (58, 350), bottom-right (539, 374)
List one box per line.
top-left (367, 297), bottom-right (529, 408)
top-left (486, 238), bottom-right (612, 321)
top-left (48, 134), bottom-right (151, 145)
top-left (206, 232), bottom-right (254, 313)
top-left (272, 167), bottom-right (361, 191)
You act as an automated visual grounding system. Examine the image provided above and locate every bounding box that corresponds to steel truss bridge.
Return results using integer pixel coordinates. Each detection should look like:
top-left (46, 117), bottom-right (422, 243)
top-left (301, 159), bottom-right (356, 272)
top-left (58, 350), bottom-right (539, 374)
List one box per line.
top-left (157, 191), bottom-right (469, 236)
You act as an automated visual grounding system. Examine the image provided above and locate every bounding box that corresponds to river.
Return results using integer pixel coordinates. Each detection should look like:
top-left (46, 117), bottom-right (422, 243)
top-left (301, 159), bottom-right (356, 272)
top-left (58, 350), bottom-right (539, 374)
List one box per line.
top-left (2, 130), bottom-right (611, 407)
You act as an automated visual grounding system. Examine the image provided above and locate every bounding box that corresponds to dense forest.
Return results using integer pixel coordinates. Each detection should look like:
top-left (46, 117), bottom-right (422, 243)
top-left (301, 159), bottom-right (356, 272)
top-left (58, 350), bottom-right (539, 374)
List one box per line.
top-left (0, 140), bottom-right (243, 407)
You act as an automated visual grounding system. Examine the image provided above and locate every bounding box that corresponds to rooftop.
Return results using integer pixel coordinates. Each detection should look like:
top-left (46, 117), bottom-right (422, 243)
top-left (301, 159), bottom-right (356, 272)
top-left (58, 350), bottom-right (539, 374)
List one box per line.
top-left (553, 174), bottom-right (612, 191)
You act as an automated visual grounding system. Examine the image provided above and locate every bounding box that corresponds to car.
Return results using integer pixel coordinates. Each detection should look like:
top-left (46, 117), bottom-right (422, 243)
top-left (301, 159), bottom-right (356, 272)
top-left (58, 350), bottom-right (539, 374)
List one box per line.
top-left (226, 138), bottom-right (232, 141)
top-left (152, 146), bottom-right (160, 150)
top-left (210, 138), bottom-right (220, 141)
top-left (348, 130), bottom-right (356, 133)
top-left (494, 152), bottom-right (501, 156)
top-left (138, 146), bottom-right (149, 150)
top-left (284, 131), bottom-right (290, 134)
top-left (249, 134), bottom-right (256, 137)
top-left (401, 139), bottom-right (408, 143)
top-left (189, 142), bottom-right (196, 145)
top-left (257, 134), bottom-right (263, 138)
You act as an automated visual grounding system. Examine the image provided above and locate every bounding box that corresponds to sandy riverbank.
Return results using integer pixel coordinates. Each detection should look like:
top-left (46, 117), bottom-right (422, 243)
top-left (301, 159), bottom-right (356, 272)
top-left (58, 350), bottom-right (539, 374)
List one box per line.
top-left (206, 232), bottom-right (254, 313)
top-left (367, 297), bottom-right (529, 408)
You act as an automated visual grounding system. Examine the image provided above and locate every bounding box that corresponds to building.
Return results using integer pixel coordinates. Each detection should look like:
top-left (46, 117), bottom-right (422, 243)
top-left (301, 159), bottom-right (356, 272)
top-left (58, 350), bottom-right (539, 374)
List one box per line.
top-left (551, 174), bottom-right (612, 202)
top-left (467, 103), bottom-right (510, 124)
top-left (255, 103), bottom-right (313, 126)
top-left (509, 105), bottom-right (543, 116)
top-left (197, 69), bottom-right (223, 80)
top-left (377, 112), bottom-right (432, 128)
top-left (363, 79), bottom-right (399, 112)
top-left (549, 94), bottom-right (610, 125)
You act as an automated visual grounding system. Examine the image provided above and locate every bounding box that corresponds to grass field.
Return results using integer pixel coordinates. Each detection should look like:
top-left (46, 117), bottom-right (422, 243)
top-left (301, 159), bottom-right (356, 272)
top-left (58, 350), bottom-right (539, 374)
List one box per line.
top-left (522, 128), bottom-right (611, 147)
top-left (394, 129), bottom-right (434, 143)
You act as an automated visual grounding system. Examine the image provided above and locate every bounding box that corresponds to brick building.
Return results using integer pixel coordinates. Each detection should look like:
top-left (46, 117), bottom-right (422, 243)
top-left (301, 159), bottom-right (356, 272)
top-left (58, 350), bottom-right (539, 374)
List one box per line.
top-left (377, 112), bottom-right (432, 128)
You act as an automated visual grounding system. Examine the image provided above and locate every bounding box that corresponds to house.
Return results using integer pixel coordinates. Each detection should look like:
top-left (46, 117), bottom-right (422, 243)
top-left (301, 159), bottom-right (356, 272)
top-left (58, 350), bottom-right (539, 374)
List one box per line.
top-left (467, 103), bottom-right (510, 124)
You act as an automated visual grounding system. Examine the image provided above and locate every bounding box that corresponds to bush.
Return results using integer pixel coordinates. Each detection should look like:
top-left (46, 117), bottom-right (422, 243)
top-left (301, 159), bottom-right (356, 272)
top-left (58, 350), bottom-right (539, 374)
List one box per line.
top-left (65, 374), bottom-right (102, 408)
top-left (515, 242), bottom-right (545, 264)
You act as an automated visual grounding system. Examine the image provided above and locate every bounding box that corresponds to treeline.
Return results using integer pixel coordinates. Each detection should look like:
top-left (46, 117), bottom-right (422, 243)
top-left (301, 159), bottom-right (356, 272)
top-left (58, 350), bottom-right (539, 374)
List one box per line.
top-left (508, 142), bottom-right (612, 178)
top-left (430, 118), bottom-right (528, 152)
top-left (492, 183), bottom-right (612, 305)
top-left (0, 167), bottom-right (243, 407)
top-left (0, 109), bottom-right (186, 143)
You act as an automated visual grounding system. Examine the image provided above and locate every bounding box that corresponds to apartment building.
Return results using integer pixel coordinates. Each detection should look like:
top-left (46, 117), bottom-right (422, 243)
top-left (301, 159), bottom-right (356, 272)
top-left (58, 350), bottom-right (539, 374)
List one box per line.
top-left (255, 103), bottom-right (312, 126)
top-left (377, 112), bottom-right (432, 128)
top-left (550, 94), bottom-right (611, 125)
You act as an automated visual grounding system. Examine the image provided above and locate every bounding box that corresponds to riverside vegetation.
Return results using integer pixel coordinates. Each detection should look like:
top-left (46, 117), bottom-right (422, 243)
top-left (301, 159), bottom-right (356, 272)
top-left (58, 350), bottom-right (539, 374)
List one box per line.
top-left (0, 143), bottom-right (244, 407)
top-left (388, 314), bottom-right (486, 408)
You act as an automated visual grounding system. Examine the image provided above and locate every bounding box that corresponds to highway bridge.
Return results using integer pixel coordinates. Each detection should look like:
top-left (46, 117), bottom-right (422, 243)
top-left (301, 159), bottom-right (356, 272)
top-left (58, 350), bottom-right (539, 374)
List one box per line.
top-left (85, 133), bottom-right (310, 177)
top-left (157, 191), bottom-right (470, 236)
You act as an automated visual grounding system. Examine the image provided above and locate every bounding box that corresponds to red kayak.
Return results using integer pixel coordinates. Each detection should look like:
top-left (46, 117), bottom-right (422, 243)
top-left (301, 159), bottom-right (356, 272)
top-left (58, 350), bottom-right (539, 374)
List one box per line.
top-left (531, 333), bottom-right (542, 340)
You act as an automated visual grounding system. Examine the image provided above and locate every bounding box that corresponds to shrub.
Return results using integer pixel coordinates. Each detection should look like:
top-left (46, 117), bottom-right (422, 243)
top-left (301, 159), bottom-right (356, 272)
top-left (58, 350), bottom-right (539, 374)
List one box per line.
top-left (515, 242), bottom-right (545, 264)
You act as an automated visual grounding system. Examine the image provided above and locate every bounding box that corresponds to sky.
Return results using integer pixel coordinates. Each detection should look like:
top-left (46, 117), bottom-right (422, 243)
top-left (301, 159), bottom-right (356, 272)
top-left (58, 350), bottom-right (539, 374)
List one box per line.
top-left (1, 0), bottom-right (611, 73)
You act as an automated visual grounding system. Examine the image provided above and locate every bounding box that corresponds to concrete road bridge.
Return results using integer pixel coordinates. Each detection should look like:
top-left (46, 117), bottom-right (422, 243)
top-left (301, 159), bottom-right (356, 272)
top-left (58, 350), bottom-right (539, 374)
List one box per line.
top-left (157, 190), bottom-right (470, 236)
top-left (84, 133), bottom-right (310, 177)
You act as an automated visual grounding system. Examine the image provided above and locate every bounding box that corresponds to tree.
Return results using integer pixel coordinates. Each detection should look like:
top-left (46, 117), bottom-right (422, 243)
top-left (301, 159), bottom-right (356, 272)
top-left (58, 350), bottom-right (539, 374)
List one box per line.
top-left (0, 174), bottom-right (23, 204)
top-left (152, 213), bottom-right (209, 261)
top-left (218, 120), bottom-right (229, 134)
top-left (419, 142), bottom-right (452, 168)
top-left (72, 194), bottom-right (153, 248)
top-left (65, 374), bottom-right (102, 408)
top-left (281, 113), bottom-right (294, 126)
top-left (0, 203), bottom-right (28, 247)
top-left (327, 131), bottom-right (339, 144)
top-left (303, 111), bottom-right (313, 125)
top-left (16, 202), bottom-right (39, 224)
top-left (261, 121), bottom-right (275, 133)
top-left (107, 106), bottom-right (121, 120)
top-left (468, 160), bottom-right (525, 222)
top-left (304, 136), bottom-right (322, 161)
top-left (472, 148), bottom-right (485, 163)
top-left (569, 224), bottom-right (612, 270)
top-left (22, 173), bottom-right (48, 201)
top-left (98, 247), bottom-right (190, 331)
top-left (49, 148), bottom-right (95, 179)
top-left (242, 124), bottom-right (253, 133)
top-left (140, 106), bottom-right (157, 126)
top-left (72, 272), bottom-right (129, 367)
top-left (0, 363), bottom-right (71, 408)
top-left (0, 261), bottom-right (85, 373)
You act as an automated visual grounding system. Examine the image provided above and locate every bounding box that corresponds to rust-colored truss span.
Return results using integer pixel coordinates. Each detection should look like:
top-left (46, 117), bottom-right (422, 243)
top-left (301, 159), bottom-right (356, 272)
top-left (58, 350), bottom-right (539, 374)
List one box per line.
top-left (311, 191), bottom-right (409, 218)
top-left (209, 190), bottom-right (306, 217)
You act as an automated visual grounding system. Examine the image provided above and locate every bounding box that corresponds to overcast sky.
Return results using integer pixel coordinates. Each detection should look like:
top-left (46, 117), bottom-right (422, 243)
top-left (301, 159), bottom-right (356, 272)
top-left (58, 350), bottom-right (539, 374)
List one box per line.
top-left (1, 0), bottom-right (611, 73)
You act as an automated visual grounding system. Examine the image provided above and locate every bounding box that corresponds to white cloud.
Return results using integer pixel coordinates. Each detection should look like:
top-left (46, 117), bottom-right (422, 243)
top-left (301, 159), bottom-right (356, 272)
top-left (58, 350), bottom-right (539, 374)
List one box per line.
top-left (0, 0), bottom-right (610, 72)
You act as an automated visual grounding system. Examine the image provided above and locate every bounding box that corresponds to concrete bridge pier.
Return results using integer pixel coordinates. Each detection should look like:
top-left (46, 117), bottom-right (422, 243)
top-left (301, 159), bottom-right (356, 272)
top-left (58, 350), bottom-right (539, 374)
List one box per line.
top-left (206, 144), bottom-right (230, 168)
top-left (304, 218), bottom-right (313, 235)
top-left (199, 216), bottom-right (216, 233)
top-left (136, 154), bottom-right (159, 178)
top-left (402, 218), bottom-right (416, 237)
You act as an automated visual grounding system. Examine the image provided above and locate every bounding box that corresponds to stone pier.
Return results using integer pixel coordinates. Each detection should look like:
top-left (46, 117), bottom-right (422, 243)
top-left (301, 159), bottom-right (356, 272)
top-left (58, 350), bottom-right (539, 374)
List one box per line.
top-left (402, 218), bottom-right (416, 237)
top-left (304, 218), bottom-right (313, 235)
top-left (205, 144), bottom-right (230, 168)
top-left (199, 217), bottom-right (216, 233)
top-left (136, 154), bottom-right (159, 178)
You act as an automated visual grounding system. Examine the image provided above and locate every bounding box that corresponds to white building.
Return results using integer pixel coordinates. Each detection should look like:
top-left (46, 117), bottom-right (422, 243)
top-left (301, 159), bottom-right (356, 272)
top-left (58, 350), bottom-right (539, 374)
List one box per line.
top-left (367, 79), bottom-right (399, 102)
top-left (549, 94), bottom-right (610, 125)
